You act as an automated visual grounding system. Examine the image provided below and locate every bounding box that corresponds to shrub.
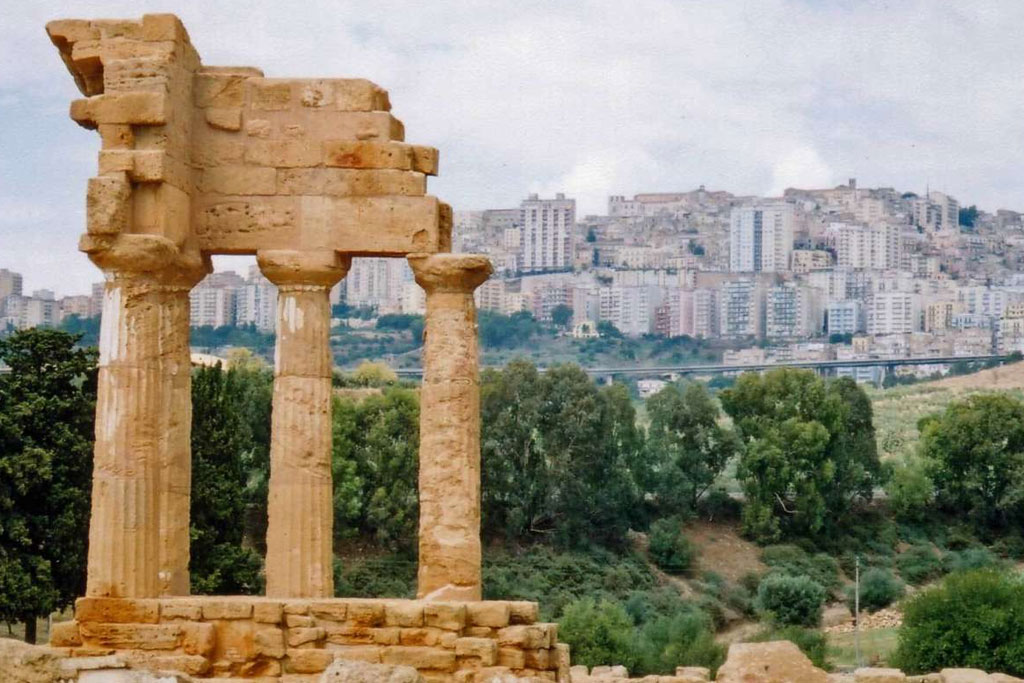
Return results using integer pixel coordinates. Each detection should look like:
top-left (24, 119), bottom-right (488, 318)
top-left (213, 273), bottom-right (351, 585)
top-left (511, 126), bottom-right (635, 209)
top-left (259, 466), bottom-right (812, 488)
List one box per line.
top-left (893, 570), bottom-right (1024, 675)
top-left (748, 627), bottom-right (829, 670)
top-left (648, 518), bottom-right (696, 575)
top-left (884, 455), bottom-right (933, 521)
top-left (755, 574), bottom-right (826, 627)
top-left (761, 545), bottom-right (841, 593)
top-left (635, 610), bottom-right (726, 675)
top-left (558, 598), bottom-right (638, 670)
top-left (944, 547), bottom-right (999, 574)
top-left (895, 545), bottom-right (944, 585)
top-left (847, 568), bottom-right (904, 613)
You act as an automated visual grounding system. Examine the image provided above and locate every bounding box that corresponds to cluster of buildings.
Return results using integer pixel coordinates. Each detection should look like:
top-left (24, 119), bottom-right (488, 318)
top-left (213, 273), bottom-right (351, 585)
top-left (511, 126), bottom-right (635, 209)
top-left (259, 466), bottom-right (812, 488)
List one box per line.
top-left (0, 268), bottom-right (99, 330)
top-left (8, 177), bottom-right (1024, 381)
top-left (449, 180), bottom-right (1024, 372)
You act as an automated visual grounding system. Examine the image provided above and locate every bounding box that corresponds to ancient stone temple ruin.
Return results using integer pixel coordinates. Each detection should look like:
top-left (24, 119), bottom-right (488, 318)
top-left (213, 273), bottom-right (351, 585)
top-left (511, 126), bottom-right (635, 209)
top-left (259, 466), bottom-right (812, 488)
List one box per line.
top-left (46, 14), bottom-right (568, 680)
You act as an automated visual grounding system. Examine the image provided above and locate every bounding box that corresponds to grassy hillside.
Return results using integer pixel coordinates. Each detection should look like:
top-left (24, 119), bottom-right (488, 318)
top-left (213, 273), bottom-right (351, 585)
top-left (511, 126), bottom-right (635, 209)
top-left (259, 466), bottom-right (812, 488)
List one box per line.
top-left (870, 362), bottom-right (1024, 460)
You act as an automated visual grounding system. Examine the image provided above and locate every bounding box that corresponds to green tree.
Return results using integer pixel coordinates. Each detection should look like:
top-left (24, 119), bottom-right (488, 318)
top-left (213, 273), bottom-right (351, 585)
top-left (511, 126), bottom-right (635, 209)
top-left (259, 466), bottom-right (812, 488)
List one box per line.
top-left (647, 518), bottom-right (695, 575)
top-left (894, 569), bottom-right (1024, 675)
top-left (645, 383), bottom-right (739, 513)
top-left (480, 361), bottom-right (642, 548)
top-left (919, 394), bottom-right (1024, 529)
top-left (189, 363), bottom-right (265, 594)
top-left (332, 387), bottom-right (420, 552)
top-left (0, 329), bottom-right (95, 642)
top-left (550, 304), bottom-right (573, 328)
top-left (558, 598), bottom-right (638, 670)
top-left (720, 370), bottom-right (882, 542)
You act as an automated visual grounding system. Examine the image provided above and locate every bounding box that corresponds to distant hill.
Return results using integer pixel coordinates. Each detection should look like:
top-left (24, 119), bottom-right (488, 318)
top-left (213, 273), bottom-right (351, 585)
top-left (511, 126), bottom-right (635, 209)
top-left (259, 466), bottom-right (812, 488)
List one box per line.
top-left (870, 361), bottom-right (1024, 460)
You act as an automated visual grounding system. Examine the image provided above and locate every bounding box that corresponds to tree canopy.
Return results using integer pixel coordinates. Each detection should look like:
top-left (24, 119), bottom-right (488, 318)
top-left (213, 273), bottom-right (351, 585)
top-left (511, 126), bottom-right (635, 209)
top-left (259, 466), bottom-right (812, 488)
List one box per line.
top-left (0, 329), bottom-right (95, 641)
top-left (919, 393), bottom-right (1024, 530)
top-left (720, 369), bottom-right (882, 542)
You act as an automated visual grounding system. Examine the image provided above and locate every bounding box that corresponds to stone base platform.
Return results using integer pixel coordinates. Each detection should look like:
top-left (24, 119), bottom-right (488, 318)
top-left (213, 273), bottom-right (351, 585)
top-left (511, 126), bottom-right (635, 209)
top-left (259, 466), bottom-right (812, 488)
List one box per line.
top-left (50, 596), bottom-right (569, 682)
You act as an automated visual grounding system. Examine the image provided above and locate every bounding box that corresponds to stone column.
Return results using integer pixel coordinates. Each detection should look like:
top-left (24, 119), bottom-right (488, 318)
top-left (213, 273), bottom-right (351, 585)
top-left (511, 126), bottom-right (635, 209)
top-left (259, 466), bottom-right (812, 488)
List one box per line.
top-left (408, 253), bottom-right (492, 601)
top-left (258, 250), bottom-right (350, 598)
top-left (84, 234), bottom-right (209, 597)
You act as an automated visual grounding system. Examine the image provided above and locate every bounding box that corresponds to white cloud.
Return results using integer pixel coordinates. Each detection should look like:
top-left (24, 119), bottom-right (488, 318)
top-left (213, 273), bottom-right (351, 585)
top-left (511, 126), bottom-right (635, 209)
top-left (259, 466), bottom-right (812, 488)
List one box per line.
top-left (769, 146), bottom-right (834, 197)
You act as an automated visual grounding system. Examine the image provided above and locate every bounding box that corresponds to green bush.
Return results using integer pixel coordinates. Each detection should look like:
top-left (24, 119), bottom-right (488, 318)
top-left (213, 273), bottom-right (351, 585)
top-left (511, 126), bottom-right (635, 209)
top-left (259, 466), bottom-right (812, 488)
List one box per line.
top-left (893, 570), bottom-right (1024, 675)
top-left (761, 545), bottom-right (841, 593)
top-left (944, 547), bottom-right (999, 574)
top-left (558, 598), bottom-right (638, 670)
top-left (895, 545), bottom-right (944, 585)
top-left (648, 518), bottom-right (696, 575)
top-left (747, 627), bottom-right (829, 670)
top-left (846, 568), bottom-right (904, 613)
top-left (635, 609), bottom-right (726, 675)
top-left (754, 574), bottom-right (826, 627)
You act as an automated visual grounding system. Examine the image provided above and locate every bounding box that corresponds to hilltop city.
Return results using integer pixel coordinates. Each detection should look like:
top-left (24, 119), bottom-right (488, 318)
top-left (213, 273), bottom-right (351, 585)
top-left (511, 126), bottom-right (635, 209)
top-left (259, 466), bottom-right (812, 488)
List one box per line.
top-left (4, 178), bottom-right (1024, 384)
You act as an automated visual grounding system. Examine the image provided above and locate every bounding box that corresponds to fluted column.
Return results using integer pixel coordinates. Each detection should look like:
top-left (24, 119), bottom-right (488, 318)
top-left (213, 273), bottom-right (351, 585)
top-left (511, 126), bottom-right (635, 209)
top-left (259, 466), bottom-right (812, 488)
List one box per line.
top-left (258, 250), bottom-right (350, 598)
top-left (408, 253), bottom-right (492, 601)
top-left (85, 234), bottom-right (209, 597)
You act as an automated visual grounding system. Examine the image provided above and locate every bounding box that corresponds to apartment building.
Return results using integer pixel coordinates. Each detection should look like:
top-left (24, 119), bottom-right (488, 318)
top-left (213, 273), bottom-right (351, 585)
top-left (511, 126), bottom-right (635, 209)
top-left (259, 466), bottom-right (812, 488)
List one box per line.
top-left (765, 283), bottom-right (823, 339)
top-left (520, 193), bottom-right (575, 272)
top-left (729, 203), bottom-right (794, 273)
top-left (719, 279), bottom-right (764, 338)
top-left (827, 300), bottom-right (864, 336)
top-left (867, 292), bottom-right (922, 335)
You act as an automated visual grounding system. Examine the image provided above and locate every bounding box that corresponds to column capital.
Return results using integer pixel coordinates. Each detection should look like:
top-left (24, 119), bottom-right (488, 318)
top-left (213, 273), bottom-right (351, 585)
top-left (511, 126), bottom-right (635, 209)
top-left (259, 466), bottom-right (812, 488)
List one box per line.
top-left (407, 253), bottom-right (492, 294)
top-left (82, 234), bottom-right (210, 288)
top-left (257, 249), bottom-right (351, 289)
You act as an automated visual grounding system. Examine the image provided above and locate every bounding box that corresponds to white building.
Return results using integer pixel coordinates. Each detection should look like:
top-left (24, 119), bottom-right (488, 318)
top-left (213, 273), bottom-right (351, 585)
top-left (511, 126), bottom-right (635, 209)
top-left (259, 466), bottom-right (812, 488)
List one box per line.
top-left (520, 193), bottom-right (575, 272)
top-left (235, 267), bottom-right (276, 332)
top-left (827, 300), bottom-right (864, 336)
top-left (720, 279), bottom-right (764, 339)
top-left (832, 222), bottom-right (901, 270)
top-left (599, 285), bottom-right (662, 337)
top-left (0, 269), bottom-right (23, 300)
top-left (345, 257), bottom-right (413, 313)
top-left (867, 292), bottom-right (922, 335)
top-left (729, 203), bottom-right (794, 273)
top-left (765, 283), bottom-right (823, 339)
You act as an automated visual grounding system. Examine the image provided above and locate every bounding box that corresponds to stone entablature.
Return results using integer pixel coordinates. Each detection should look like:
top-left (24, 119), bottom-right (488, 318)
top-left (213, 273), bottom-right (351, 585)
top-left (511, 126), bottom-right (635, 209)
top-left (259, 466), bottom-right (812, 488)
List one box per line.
top-left (50, 597), bottom-right (568, 681)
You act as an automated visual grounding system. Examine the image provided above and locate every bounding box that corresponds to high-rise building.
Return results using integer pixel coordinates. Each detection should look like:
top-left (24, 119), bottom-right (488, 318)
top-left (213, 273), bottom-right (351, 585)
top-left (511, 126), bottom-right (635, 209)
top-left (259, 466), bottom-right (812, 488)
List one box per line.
top-left (765, 284), bottom-right (823, 339)
top-left (189, 271), bottom-right (244, 328)
top-left (826, 300), bottom-right (864, 336)
top-left (866, 292), bottom-right (922, 335)
top-left (729, 204), bottom-right (794, 273)
top-left (235, 267), bottom-right (276, 332)
top-left (599, 285), bottom-right (662, 337)
top-left (831, 222), bottom-right (901, 270)
top-left (520, 193), bottom-right (575, 272)
top-left (345, 257), bottom-right (413, 313)
top-left (719, 279), bottom-right (765, 339)
top-left (0, 269), bottom-right (23, 299)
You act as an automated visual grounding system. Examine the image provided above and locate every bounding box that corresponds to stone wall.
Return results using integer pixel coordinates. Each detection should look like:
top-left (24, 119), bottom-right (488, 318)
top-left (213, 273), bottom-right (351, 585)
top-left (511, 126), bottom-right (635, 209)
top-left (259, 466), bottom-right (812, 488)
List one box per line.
top-left (50, 596), bottom-right (568, 681)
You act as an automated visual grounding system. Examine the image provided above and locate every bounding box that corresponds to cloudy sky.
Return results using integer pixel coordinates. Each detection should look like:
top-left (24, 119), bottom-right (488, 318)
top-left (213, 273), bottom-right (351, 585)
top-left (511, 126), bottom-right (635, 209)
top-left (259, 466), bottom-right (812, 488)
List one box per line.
top-left (2, 1), bottom-right (1023, 296)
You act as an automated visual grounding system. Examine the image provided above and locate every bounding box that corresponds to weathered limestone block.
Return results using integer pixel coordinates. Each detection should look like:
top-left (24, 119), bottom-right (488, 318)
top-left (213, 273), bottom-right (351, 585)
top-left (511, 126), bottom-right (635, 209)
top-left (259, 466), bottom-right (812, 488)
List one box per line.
top-left (87, 174), bottom-right (132, 235)
top-left (856, 668), bottom-right (907, 683)
top-left (321, 658), bottom-right (423, 683)
top-left (676, 667), bottom-right (711, 681)
top-left (409, 254), bottom-right (492, 601)
top-left (941, 671), bottom-right (994, 683)
top-left (455, 637), bottom-right (498, 665)
top-left (716, 641), bottom-right (828, 683)
top-left (467, 603), bottom-right (511, 629)
top-left (381, 646), bottom-right (457, 671)
top-left (286, 648), bottom-right (335, 674)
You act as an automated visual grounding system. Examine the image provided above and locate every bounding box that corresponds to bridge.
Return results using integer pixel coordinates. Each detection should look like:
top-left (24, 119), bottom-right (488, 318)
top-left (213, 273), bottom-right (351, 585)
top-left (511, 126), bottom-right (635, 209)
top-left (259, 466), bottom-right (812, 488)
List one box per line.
top-left (392, 354), bottom-right (1013, 378)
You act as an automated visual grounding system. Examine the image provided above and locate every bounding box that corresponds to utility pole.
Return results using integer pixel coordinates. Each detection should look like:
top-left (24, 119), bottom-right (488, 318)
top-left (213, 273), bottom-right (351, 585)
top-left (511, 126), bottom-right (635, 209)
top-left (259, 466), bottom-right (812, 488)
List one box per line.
top-left (855, 555), bottom-right (862, 668)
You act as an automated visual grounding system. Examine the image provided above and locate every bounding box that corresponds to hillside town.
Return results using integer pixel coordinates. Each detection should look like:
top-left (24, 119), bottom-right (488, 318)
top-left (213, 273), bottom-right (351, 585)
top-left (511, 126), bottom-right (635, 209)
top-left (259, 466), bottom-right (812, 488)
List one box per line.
top-left (5, 179), bottom-right (1024, 382)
